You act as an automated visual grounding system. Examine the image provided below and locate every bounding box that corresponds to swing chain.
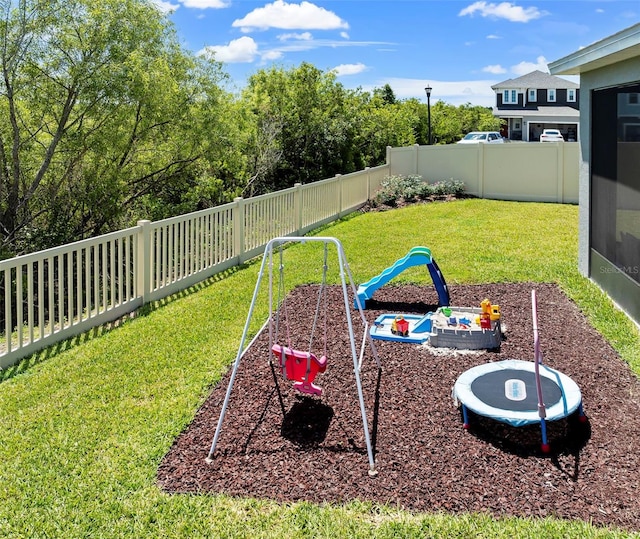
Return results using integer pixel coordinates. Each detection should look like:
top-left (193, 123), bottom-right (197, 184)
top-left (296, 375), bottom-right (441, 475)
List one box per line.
top-left (308, 244), bottom-right (329, 357)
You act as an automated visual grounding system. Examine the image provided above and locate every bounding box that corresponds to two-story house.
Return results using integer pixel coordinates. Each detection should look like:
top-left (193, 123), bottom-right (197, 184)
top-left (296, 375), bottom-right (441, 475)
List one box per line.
top-left (491, 70), bottom-right (580, 141)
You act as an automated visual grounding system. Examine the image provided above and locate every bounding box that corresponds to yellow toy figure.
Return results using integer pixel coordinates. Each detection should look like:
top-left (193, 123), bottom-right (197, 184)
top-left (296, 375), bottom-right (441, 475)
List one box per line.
top-left (480, 298), bottom-right (501, 320)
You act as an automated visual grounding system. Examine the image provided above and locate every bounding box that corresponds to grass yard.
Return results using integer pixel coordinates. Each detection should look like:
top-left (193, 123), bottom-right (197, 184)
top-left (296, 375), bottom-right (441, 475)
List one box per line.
top-left (1, 199), bottom-right (639, 539)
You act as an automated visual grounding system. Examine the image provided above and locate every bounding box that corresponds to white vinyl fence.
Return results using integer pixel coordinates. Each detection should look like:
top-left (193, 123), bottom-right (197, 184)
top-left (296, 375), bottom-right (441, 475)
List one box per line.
top-left (0, 166), bottom-right (389, 368)
top-left (1, 141), bottom-right (582, 370)
top-left (388, 142), bottom-right (579, 203)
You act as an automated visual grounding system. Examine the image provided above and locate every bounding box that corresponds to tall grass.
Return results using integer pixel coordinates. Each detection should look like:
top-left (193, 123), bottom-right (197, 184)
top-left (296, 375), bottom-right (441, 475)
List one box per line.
top-left (1, 199), bottom-right (638, 538)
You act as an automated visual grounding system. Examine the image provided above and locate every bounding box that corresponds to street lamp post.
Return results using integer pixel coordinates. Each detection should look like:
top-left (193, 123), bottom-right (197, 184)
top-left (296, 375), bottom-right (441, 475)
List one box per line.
top-left (424, 85), bottom-right (432, 145)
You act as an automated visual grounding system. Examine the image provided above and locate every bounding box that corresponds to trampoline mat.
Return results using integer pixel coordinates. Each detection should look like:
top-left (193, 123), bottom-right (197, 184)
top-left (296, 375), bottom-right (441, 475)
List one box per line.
top-left (470, 369), bottom-right (562, 412)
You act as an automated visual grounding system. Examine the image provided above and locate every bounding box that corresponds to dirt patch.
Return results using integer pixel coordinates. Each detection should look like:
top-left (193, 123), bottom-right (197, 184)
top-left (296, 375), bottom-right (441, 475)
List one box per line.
top-left (158, 283), bottom-right (640, 532)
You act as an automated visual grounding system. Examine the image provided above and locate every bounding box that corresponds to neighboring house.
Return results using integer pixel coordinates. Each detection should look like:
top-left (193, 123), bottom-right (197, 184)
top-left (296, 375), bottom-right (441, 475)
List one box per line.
top-left (550, 23), bottom-right (640, 326)
top-left (491, 70), bottom-right (580, 141)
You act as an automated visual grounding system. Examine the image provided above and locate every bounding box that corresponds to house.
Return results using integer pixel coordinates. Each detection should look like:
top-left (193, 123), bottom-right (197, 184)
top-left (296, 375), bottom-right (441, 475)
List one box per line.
top-left (549, 23), bottom-right (640, 326)
top-left (491, 70), bottom-right (580, 142)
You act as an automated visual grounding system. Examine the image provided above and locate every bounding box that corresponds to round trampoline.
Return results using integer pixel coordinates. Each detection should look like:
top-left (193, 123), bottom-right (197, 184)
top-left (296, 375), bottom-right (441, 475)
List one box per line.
top-left (453, 359), bottom-right (582, 427)
top-left (452, 290), bottom-right (586, 452)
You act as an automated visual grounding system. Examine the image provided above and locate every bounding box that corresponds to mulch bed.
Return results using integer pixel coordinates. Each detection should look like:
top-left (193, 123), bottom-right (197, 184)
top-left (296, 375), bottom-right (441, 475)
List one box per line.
top-left (158, 282), bottom-right (640, 532)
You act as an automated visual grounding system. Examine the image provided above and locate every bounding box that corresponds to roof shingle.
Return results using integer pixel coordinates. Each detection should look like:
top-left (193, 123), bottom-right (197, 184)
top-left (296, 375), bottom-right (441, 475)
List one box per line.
top-left (491, 70), bottom-right (579, 90)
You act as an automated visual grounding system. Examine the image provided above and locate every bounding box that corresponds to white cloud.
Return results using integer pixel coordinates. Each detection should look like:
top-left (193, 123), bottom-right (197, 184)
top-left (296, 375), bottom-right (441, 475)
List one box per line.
top-left (150, 0), bottom-right (179, 13)
top-left (199, 35), bottom-right (392, 68)
top-left (277, 32), bottom-right (313, 41)
top-left (510, 55), bottom-right (549, 75)
top-left (199, 36), bottom-right (259, 63)
top-left (482, 64), bottom-right (507, 74)
top-left (151, 0), bottom-right (228, 12)
top-left (459, 2), bottom-right (547, 23)
top-left (340, 31), bottom-right (349, 39)
top-left (367, 78), bottom-right (499, 107)
top-left (261, 50), bottom-right (284, 61)
top-left (181, 0), bottom-right (229, 7)
top-left (259, 38), bottom-right (392, 60)
top-left (332, 63), bottom-right (367, 76)
top-left (232, 0), bottom-right (349, 32)
top-left (486, 34), bottom-right (501, 40)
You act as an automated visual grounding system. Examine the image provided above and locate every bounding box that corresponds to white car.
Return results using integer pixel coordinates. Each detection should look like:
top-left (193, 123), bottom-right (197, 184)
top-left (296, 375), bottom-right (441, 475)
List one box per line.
top-left (457, 131), bottom-right (505, 144)
top-left (539, 129), bottom-right (564, 142)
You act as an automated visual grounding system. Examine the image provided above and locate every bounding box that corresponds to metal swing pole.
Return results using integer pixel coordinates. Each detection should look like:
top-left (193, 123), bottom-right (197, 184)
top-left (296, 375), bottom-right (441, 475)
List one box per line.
top-left (206, 238), bottom-right (277, 462)
top-left (334, 240), bottom-right (378, 476)
top-left (342, 256), bottom-right (381, 371)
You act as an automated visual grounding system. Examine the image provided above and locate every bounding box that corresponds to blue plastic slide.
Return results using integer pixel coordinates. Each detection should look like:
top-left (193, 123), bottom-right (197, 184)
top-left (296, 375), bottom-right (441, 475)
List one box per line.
top-left (355, 246), bottom-right (450, 308)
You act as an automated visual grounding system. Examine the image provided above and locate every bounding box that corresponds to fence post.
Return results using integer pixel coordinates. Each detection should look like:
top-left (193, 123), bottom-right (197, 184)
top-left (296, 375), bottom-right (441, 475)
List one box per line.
top-left (336, 174), bottom-right (343, 216)
top-left (365, 166), bottom-right (371, 200)
top-left (556, 142), bottom-right (565, 203)
top-left (293, 183), bottom-right (302, 234)
top-left (136, 220), bottom-right (152, 305)
top-left (477, 145), bottom-right (485, 198)
top-left (233, 197), bottom-right (244, 263)
top-left (414, 144), bottom-right (419, 176)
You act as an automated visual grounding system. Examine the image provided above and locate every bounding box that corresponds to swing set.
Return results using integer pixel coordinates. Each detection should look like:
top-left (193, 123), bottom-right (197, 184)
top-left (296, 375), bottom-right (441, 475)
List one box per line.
top-left (206, 236), bottom-right (381, 476)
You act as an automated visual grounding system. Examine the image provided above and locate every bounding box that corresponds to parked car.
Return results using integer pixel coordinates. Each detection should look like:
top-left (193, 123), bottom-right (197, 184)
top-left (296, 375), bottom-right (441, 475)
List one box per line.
top-left (457, 131), bottom-right (505, 144)
top-left (539, 129), bottom-right (564, 142)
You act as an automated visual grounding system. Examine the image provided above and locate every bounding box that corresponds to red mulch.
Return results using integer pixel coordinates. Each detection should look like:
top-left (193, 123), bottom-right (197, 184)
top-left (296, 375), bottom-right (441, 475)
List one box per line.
top-left (157, 282), bottom-right (640, 532)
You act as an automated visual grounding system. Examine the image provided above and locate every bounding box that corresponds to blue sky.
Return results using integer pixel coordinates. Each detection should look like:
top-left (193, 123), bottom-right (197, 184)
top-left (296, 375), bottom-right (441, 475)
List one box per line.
top-left (152, 1), bottom-right (639, 106)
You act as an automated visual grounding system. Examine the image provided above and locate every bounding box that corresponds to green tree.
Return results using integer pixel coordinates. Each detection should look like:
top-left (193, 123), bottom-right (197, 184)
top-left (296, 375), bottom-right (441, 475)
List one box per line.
top-left (0, 0), bottom-right (238, 255)
top-left (350, 91), bottom-right (419, 166)
top-left (241, 63), bottom-right (358, 193)
top-left (240, 66), bottom-right (435, 194)
top-left (373, 83), bottom-right (397, 105)
top-left (430, 102), bottom-right (501, 144)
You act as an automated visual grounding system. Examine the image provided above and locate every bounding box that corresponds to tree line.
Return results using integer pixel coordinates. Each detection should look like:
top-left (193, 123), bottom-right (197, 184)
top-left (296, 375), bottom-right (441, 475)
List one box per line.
top-left (0, 0), bottom-right (500, 258)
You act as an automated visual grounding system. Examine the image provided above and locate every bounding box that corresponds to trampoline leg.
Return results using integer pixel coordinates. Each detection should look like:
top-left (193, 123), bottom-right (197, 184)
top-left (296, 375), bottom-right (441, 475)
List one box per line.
top-left (578, 402), bottom-right (587, 423)
top-left (461, 405), bottom-right (470, 429)
top-left (540, 418), bottom-right (550, 453)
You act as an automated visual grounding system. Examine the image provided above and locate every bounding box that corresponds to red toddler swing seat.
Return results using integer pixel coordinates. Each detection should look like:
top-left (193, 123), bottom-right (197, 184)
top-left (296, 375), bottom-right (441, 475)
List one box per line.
top-left (272, 344), bottom-right (327, 396)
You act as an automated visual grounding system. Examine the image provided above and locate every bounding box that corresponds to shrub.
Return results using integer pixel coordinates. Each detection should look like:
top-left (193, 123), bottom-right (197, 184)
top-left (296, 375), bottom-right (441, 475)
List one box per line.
top-left (372, 174), bottom-right (421, 206)
top-left (372, 175), bottom-right (465, 207)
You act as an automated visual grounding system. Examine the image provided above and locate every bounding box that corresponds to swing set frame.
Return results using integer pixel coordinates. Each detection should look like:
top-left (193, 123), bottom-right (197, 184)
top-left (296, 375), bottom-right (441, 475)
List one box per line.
top-left (206, 236), bottom-right (381, 476)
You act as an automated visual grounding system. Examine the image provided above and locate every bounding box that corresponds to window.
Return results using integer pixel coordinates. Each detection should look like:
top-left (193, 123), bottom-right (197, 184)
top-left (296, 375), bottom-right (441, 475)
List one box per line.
top-left (528, 89), bottom-right (537, 102)
top-left (591, 83), bottom-right (640, 286)
top-left (503, 89), bottom-right (517, 104)
top-left (548, 89), bottom-right (556, 102)
top-left (629, 93), bottom-right (639, 105)
top-left (568, 89), bottom-right (576, 102)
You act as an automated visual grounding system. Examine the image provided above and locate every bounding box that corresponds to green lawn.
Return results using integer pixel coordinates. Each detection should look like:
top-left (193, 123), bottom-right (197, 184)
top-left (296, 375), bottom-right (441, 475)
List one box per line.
top-left (1, 199), bottom-right (639, 538)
